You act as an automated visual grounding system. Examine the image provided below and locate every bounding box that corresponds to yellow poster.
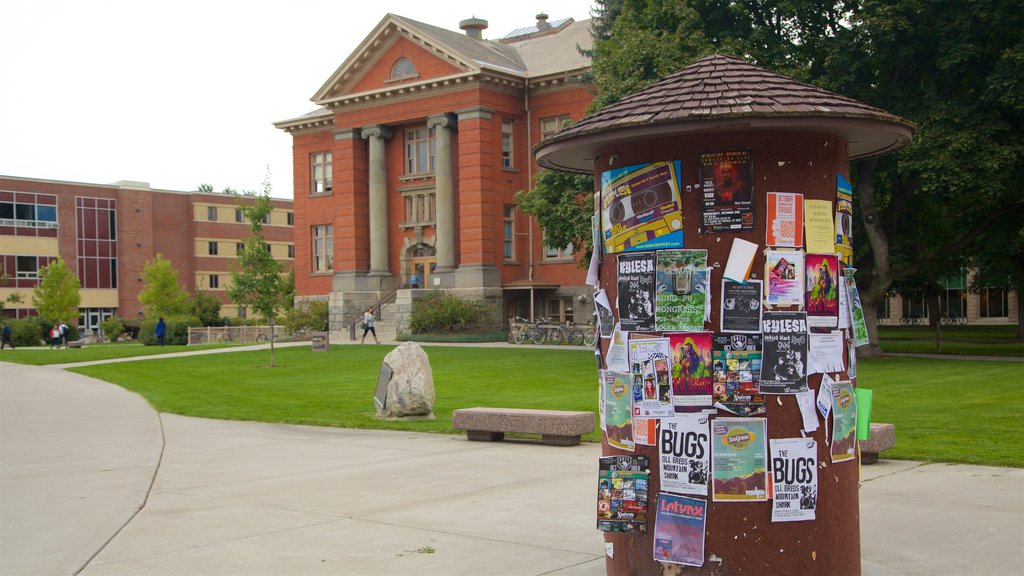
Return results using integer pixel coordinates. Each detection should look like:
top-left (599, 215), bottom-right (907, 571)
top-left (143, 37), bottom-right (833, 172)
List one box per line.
top-left (804, 200), bottom-right (835, 254)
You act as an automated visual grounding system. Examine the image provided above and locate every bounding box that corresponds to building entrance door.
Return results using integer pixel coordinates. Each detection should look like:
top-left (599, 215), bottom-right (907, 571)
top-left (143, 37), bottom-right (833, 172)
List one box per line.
top-left (410, 257), bottom-right (437, 288)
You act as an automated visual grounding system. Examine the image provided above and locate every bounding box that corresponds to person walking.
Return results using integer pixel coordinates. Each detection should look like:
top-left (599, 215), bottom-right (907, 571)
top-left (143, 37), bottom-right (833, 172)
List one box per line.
top-left (59, 320), bottom-right (69, 348)
top-left (409, 272), bottom-right (421, 289)
top-left (360, 306), bottom-right (379, 344)
top-left (1, 323), bottom-right (14, 350)
top-left (154, 317), bottom-right (167, 346)
top-left (49, 324), bottom-right (60, 349)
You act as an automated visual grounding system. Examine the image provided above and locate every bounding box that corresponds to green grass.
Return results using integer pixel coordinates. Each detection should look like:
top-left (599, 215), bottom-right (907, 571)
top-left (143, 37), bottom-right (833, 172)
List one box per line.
top-left (0, 342), bottom-right (236, 366)
top-left (878, 324), bottom-right (1024, 356)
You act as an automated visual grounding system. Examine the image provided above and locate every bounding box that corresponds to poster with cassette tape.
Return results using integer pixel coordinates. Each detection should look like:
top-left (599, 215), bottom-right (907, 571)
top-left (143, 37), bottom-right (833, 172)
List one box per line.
top-left (601, 161), bottom-right (685, 254)
top-left (699, 150), bottom-right (754, 232)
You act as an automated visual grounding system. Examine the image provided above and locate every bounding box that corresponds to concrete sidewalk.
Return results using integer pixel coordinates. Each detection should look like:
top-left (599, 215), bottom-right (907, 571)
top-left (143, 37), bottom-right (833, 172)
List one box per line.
top-left (2, 356), bottom-right (1022, 575)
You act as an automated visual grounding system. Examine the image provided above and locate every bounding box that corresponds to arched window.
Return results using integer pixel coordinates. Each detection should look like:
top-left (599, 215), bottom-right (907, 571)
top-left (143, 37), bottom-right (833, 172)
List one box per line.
top-left (390, 57), bottom-right (416, 79)
top-left (411, 244), bottom-right (435, 258)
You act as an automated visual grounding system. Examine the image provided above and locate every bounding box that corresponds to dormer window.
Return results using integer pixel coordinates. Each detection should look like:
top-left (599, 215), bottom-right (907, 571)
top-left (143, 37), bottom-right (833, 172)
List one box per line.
top-left (390, 58), bottom-right (417, 80)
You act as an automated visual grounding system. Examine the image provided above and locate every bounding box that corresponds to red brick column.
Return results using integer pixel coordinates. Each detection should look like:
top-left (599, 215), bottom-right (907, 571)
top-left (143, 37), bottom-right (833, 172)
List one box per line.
top-left (333, 128), bottom-right (368, 273)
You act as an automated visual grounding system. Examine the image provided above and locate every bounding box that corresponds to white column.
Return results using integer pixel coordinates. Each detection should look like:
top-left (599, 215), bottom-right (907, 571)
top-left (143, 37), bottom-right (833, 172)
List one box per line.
top-left (361, 125), bottom-right (392, 276)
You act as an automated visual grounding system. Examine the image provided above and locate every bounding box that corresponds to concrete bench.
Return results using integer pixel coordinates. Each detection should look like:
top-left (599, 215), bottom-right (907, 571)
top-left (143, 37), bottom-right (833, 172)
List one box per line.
top-left (68, 340), bottom-right (84, 349)
top-left (453, 407), bottom-right (595, 446)
top-left (859, 423), bottom-right (895, 464)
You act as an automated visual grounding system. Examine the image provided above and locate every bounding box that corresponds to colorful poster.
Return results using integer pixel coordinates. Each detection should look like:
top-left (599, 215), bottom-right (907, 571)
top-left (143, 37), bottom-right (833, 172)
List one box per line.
top-left (655, 249), bottom-right (709, 331)
top-left (653, 494), bottom-right (706, 567)
top-left (603, 370), bottom-right (635, 451)
top-left (844, 267), bottom-right (870, 347)
top-left (805, 253), bottom-right (840, 328)
top-left (597, 455), bottom-right (650, 533)
top-left (629, 338), bottom-right (675, 418)
top-left (668, 332), bottom-right (714, 410)
top-left (835, 175), bottom-right (854, 265)
top-left (659, 414), bottom-right (711, 496)
top-left (711, 417), bottom-right (768, 502)
top-left (764, 249), bottom-right (805, 309)
top-left (699, 149), bottom-right (754, 232)
top-left (831, 381), bottom-right (858, 463)
top-left (721, 279), bottom-right (762, 333)
top-left (760, 312), bottom-right (809, 394)
top-left (804, 200), bottom-right (835, 254)
top-left (601, 161), bottom-right (684, 254)
top-left (766, 192), bottom-right (804, 247)
top-left (634, 418), bottom-right (657, 446)
top-left (617, 252), bottom-right (656, 332)
top-left (712, 333), bottom-right (765, 416)
top-left (770, 438), bottom-right (818, 523)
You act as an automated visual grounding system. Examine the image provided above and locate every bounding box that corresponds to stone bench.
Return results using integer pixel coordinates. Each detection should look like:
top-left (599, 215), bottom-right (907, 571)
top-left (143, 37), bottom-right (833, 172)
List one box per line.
top-left (68, 340), bottom-right (84, 349)
top-left (453, 407), bottom-right (595, 446)
top-left (859, 423), bottom-right (895, 464)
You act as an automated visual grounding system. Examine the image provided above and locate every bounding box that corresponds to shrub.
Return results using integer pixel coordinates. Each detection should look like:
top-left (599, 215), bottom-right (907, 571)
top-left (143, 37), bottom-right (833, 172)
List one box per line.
top-left (139, 316), bottom-right (197, 346)
top-left (121, 317), bottom-right (141, 340)
top-left (284, 300), bottom-right (329, 334)
top-left (9, 317), bottom-right (48, 347)
top-left (100, 317), bottom-right (125, 342)
top-left (408, 291), bottom-right (487, 334)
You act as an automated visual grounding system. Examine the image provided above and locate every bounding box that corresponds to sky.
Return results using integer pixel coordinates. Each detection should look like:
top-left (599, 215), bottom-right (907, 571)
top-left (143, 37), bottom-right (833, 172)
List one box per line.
top-left (0, 0), bottom-right (596, 199)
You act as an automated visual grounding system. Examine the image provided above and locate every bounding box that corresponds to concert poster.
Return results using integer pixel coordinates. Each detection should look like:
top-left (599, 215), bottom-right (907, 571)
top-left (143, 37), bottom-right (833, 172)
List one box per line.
top-left (770, 438), bottom-right (818, 523)
top-left (699, 150), bottom-right (754, 232)
top-left (597, 455), bottom-right (650, 533)
top-left (653, 493), bottom-right (706, 567)
top-left (721, 279), bottom-right (763, 333)
top-left (668, 332), bottom-right (714, 410)
top-left (655, 249), bottom-right (709, 331)
top-left (836, 175), bottom-right (854, 265)
top-left (712, 333), bottom-right (765, 417)
top-left (616, 252), bottom-right (656, 332)
top-left (831, 381), bottom-right (858, 463)
top-left (711, 417), bottom-right (769, 502)
top-left (601, 161), bottom-right (685, 254)
top-left (764, 249), bottom-right (805, 309)
top-left (805, 253), bottom-right (840, 328)
top-left (658, 413), bottom-right (711, 496)
top-left (759, 311), bottom-right (809, 394)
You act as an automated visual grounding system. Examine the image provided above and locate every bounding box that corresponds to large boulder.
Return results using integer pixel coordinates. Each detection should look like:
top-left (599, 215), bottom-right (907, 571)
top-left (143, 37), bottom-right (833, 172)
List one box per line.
top-left (375, 342), bottom-right (435, 419)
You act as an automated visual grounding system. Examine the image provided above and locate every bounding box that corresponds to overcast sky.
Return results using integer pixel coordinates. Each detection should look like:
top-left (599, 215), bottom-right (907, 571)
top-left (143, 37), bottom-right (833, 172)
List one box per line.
top-left (0, 0), bottom-right (595, 198)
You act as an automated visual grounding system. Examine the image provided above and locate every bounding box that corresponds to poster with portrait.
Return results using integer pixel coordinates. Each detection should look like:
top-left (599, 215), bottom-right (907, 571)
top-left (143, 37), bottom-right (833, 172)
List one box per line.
top-left (699, 150), bottom-right (754, 232)
top-left (721, 279), bottom-right (763, 333)
top-left (601, 161), bottom-right (685, 254)
top-left (659, 413), bottom-right (711, 496)
top-left (760, 312), bottom-right (809, 394)
top-left (653, 494), bottom-right (706, 567)
top-left (668, 332), bottom-right (714, 410)
top-left (770, 438), bottom-right (818, 523)
top-left (711, 417), bottom-right (768, 502)
top-left (831, 381), bottom-right (858, 463)
top-left (656, 249), bottom-right (709, 331)
top-left (617, 252), bottom-right (656, 332)
top-left (835, 175), bottom-right (854, 265)
top-left (805, 253), bottom-right (840, 328)
top-left (629, 338), bottom-right (675, 418)
top-left (597, 455), bottom-right (650, 533)
top-left (764, 249), bottom-right (805, 309)
top-left (602, 370), bottom-right (635, 451)
top-left (712, 333), bottom-right (765, 417)
top-left (766, 192), bottom-right (804, 247)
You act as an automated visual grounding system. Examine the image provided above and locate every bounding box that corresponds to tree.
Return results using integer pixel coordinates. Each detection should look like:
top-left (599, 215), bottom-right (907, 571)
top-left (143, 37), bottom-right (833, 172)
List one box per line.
top-left (197, 183), bottom-right (214, 193)
top-left (0, 264), bottom-right (25, 313)
top-left (138, 254), bottom-right (191, 318)
top-left (229, 179), bottom-right (290, 367)
top-left (32, 257), bottom-right (80, 322)
top-left (515, 170), bottom-right (595, 264)
top-left (192, 290), bottom-right (223, 327)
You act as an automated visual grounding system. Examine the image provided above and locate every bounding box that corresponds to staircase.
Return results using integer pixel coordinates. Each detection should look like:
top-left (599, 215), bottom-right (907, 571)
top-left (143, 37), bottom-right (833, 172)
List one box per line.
top-left (372, 301), bottom-right (399, 343)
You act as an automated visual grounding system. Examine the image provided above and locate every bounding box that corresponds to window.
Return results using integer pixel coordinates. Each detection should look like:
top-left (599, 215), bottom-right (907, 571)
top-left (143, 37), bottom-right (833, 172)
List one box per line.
top-left (939, 270), bottom-right (967, 318)
top-left (501, 120), bottom-right (514, 169)
top-left (16, 256), bottom-right (39, 278)
top-left (405, 127), bottom-right (435, 175)
top-left (390, 57), bottom-right (417, 79)
top-left (0, 193), bottom-right (59, 232)
top-left (542, 232), bottom-right (573, 260)
top-left (208, 241), bottom-right (218, 256)
top-left (236, 242), bottom-right (245, 255)
top-left (979, 288), bottom-right (1009, 318)
top-left (75, 197), bottom-right (117, 289)
top-left (311, 152), bottom-right (332, 194)
top-left (877, 296), bottom-right (891, 320)
top-left (312, 224), bottom-right (333, 272)
top-left (540, 115), bottom-right (571, 140)
top-left (235, 208), bottom-right (244, 223)
top-left (262, 212), bottom-right (271, 225)
top-left (287, 245), bottom-right (295, 259)
top-left (207, 206), bottom-right (218, 221)
top-left (503, 205), bottom-right (515, 260)
top-left (545, 298), bottom-right (575, 324)
top-left (266, 244), bottom-right (273, 254)
top-left (402, 190), bottom-right (435, 225)
top-left (901, 293), bottom-right (927, 319)
top-left (209, 274), bottom-right (219, 289)
top-left (286, 212), bottom-right (294, 226)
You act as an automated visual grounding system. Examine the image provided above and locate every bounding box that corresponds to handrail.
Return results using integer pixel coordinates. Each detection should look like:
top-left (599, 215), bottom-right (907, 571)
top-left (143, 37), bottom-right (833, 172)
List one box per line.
top-left (345, 282), bottom-right (408, 340)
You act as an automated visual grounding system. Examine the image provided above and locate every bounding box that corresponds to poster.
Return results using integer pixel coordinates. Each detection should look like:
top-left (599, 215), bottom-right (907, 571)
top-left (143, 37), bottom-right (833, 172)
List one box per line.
top-left (634, 418), bottom-right (657, 446)
top-left (629, 338), bottom-right (675, 418)
top-left (770, 438), bottom-right (818, 523)
top-left (656, 249), bottom-right (709, 331)
top-left (668, 332), bottom-right (714, 410)
top-left (721, 279), bottom-right (763, 333)
top-left (601, 161), bottom-right (684, 254)
top-left (835, 175), bottom-right (854, 265)
top-left (597, 455), bottom-right (650, 533)
top-left (766, 192), bottom-right (804, 247)
top-left (804, 200), bottom-right (835, 254)
top-left (711, 417), bottom-right (768, 502)
top-left (808, 330), bottom-right (845, 374)
top-left (658, 414), bottom-right (711, 496)
top-left (617, 252), bottom-right (656, 332)
top-left (831, 381), bottom-right (858, 463)
top-left (595, 289), bottom-right (615, 338)
top-left (760, 311), bottom-right (809, 394)
top-left (603, 370), bottom-right (635, 451)
top-left (699, 149), bottom-right (754, 232)
top-left (805, 253), bottom-right (840, 328)
top-left (606, 324), bottom-right (630, 372)
top-left (653, 494), bottom-right (706, 567)
top-left (764, 249), bottom-right (805, 309)
top-left (845, 268), bottom-right (870, 347)
top-left (712, 333), bottom-right (765, 416)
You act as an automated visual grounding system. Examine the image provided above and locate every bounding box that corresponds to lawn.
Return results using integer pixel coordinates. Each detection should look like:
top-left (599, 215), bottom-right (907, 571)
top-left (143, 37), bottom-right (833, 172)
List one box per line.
top-left (878, 324), bottom-right (1024, 356)
top-left (68, 345), bottom-right (1024, 467)
top-left (0, 342), bottom-right (236, 366)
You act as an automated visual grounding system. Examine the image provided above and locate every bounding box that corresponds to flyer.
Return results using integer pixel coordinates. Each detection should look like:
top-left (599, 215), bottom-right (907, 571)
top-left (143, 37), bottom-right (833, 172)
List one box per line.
top-left (805, 253), bottom-right (840, 328)
top-left (617, 252), bottom-right (656, 332)
top-left (723, 238), bottom-right (759, 283)
top-left (712, 333), bottom-right (765, 416)
top-left (699, 150), bottom-right (754, 232)
top-left (844, 268), bottom-right (870, 347)
top-left (766, 192), bottom-right (804, 247)
top-left (760, 311), bottom-right (809, 394)
top-left (721, 279), bottom-right (763, 333)
top-left (595, 289), bottom-right (615, 338)
top-left (808, 331), bottom-right (845, 375)
top-left (653, 493), bottom-right (706, 567)
top-left (668, 332), bottom-right (714, 410)
top-left (597, 455), bottom-right (650, 533)
top-left (601, 161), bottom-right (685, 254)
top-left (835, 175), bottom-right (854, 265)
top-left (606, 324), bottom-right (630, 372)
top-left (655, 249), bottom-right (709, 331)
top-left (634, 418), bottom-right (657, 446)
top-left (764, 249), bottom-right (805, 309)
top-left (711, 417), bottom-right (768, 502)
top-left (658, 414), bottom-right (711, 496)
top-left (838, 276), bottom-right (851, 330)
top-left (770, 438), bottom-right (818, 523)
top-left (603, 370), bottom-right (635, 451)
top-left (830, 380), bottom-right (858, 463)
top-left (804, 200), bottom-right (835, 254)
top-left (629, 338), bottom-right (675, 418)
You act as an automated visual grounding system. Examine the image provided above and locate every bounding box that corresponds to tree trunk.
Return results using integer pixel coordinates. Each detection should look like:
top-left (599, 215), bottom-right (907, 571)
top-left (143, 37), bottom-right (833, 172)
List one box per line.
top-left (853, 158), bottom-right (891, 359)
top-left (927, 291), bottom-right (942, 353)
top-left (1017, 288), bottom-right (1024, 341)
top-left (269, 317), bottom-right (276, 368)
top-left (858, 296), bottom-right (884, 358)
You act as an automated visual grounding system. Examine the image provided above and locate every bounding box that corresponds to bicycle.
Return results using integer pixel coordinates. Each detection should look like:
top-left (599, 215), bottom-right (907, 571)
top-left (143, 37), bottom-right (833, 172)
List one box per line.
top-left (581, 324), bottom-right (598, 347)
top-left (899, 316), bottom-right (922, 326)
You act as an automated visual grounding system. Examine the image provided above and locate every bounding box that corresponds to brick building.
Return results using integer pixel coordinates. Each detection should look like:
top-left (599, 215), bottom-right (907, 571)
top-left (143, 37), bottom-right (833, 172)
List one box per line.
top-left (274, 13), bottom-right (595, 335)
top-left (0, 175), bottom-right (294, 335)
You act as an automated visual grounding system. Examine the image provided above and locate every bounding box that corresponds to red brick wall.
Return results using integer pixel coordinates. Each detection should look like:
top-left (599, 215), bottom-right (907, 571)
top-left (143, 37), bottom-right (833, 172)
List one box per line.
top-left (349, 37), bottom-right (463, 94)
top-left (291, 130), bottom-right (338, 296)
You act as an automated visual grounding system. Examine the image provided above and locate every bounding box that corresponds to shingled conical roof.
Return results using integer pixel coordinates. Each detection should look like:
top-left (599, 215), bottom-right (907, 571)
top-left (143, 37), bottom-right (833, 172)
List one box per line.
top-left (536, 54), bottom-right (914, 172)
